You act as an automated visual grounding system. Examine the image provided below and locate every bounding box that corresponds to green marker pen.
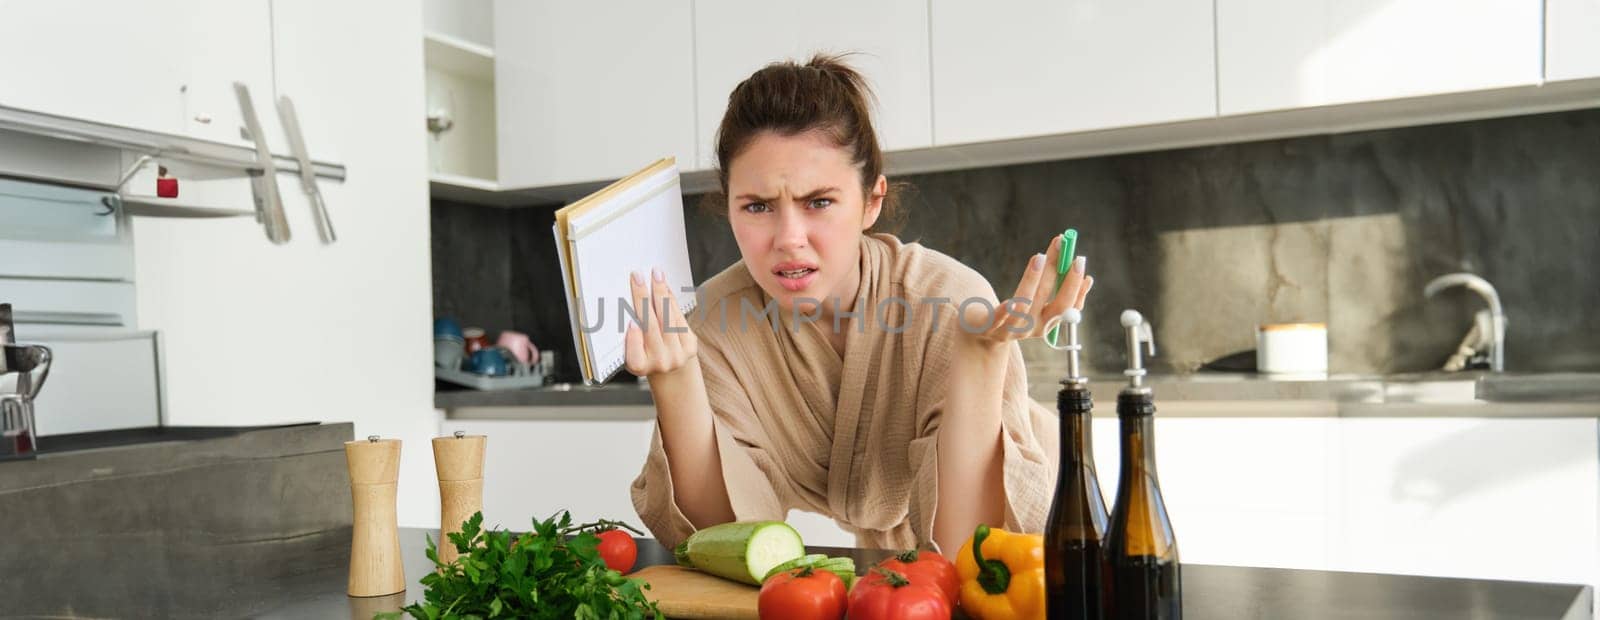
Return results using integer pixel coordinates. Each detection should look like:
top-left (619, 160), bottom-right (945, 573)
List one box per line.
top-left (1045, 228), bottom-right (1078, 347)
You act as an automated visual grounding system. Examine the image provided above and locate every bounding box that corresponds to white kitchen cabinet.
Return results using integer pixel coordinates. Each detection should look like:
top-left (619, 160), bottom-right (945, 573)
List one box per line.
top-left (1217, 0), bottom-right (1544, 115)
top-left (438, 417), bottom-right (659, 531)
top-left (1094, 418), bottom-right (1339, 571)
top-left (1547, 0), bottom-right (1600, 82)
top-left (691, 0), bottom-right (932, 171)
top-left (929, 0), bottom-right (1215, 146)
top-left (1330, 418), bottom-right (1599, 590)
top-left (179, 0), bottom-right (278, 148)
top-left (492, 1), bottom-right (697, 188)
top-left (1096, 413), bottom-right (1600, 597)
top-left (0, 1), bottom-right (187, 135)
top-left (20, 332), bottom-right (164, 436)
top-left (0, 0), bottom-right (275, 147)
top-left (1215, 0), bottom-right (1328, 115)
top-left (438, 415), bottom-right (859, 546)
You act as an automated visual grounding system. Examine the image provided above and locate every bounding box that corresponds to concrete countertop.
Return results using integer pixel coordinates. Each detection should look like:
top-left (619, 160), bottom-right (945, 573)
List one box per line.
top-left (215, 529), bottom-right (1600, 619)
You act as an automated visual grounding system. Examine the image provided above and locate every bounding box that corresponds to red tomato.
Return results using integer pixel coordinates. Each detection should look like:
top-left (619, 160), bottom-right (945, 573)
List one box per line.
top-left (595, 528), bottom-right (637, 573)
top-left (759, 566), bottom-right (847, 620)
top-left (847, 568), bottom-right (951, 620)
top-left (877, 550), bottom-right (959, 606)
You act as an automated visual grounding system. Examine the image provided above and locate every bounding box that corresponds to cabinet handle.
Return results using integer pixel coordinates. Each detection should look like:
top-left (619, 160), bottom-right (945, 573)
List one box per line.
top-left (193, 114), bottom-right (212, 124)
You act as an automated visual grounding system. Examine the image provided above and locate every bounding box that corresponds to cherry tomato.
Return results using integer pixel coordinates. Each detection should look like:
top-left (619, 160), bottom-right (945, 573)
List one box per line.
top-left (877, 550), bottom-right (959, 606)
top-left (595, 528), bottom-right (637, 573)
top-left (759, 566), bottom-right (847, 620)
top-left (847, 568), bottom-right (951, 620)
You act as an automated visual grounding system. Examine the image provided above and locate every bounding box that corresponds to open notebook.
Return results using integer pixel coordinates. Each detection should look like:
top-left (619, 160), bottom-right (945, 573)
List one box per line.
top-left (553, 158), bottom-right (696, 386)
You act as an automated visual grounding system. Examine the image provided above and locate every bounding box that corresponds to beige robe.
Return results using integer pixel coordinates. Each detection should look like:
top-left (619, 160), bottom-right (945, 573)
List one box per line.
top-left (631, 233), bottom-right (1058, 551)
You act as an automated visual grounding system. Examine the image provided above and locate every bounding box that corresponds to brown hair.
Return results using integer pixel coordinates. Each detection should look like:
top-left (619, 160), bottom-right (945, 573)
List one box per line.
top-left (707, 52), bottom-right (905, 231)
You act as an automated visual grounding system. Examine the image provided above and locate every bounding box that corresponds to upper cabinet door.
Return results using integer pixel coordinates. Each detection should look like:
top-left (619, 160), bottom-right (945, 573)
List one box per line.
top-left (1218, 0), bottom-right (1544, 115)
top-left (494, 1), bottom-right (698, 188)
top-left (1547, 0), bottom-right (1600, 82)
top-left (930, 0), bottom-right (1216, 146)
top-left (0, 1), bottom-right (187, 134)
top-left (0, 0), bottom-right (275, 146)
top-left (1215, 0), bottom-right (1328, 114)
top-left (179, 0), bottom-right (277, 148)
top-left (691, 0), bottom-right (933, 171)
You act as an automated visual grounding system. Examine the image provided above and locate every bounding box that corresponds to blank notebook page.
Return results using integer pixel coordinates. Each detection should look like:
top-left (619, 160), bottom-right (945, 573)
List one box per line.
top-left (560, 160), bottom-right (696, 385)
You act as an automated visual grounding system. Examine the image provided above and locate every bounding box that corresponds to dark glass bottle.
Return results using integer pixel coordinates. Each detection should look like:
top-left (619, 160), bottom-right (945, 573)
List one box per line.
top-left (1045, 309), bottom-right (1109, 619)
top-left (1106, 310), bottom-right (1181, 619)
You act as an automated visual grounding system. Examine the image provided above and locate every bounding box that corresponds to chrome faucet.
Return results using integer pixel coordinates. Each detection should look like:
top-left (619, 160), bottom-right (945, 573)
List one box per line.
top-left (1423, 273), bottom-right (1505, 372)
top-left (1, 304), bottom-right (52, 459)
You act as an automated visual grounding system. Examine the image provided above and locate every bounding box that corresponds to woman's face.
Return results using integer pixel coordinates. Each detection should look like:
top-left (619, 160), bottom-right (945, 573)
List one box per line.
top-left (726, 129), bottom-right (885, 317)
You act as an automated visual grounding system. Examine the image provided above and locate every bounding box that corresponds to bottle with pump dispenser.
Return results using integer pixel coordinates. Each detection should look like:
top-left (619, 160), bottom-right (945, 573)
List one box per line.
top-left (1044, 308), bottom-right (1110, 619)
top-left (1106, 310), bottom-right (1181, 619)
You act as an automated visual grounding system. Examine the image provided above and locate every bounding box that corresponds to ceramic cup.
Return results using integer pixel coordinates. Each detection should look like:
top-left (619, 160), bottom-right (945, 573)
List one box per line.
top-left (463, 327), bottom-right (489, 355)
top-left (496, 330), bottom-right (537, 366)
top-left (433, 317), bottom-right (464, 341)
top-left (467, 347), bottom-right (510, 377)
top-left (433, 336), bottom-right (465, 370)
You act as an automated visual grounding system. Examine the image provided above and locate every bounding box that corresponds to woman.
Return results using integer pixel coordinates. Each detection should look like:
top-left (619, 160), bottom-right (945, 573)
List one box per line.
top-left (626, 54), bottom-right (1092, 557)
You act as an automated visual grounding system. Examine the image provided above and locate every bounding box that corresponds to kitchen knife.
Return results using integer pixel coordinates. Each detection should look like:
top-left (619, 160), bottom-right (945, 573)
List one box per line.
top-left (232, 82), bottom-right (291, 244)
top-left (276, 95), bottom-right (336, 244)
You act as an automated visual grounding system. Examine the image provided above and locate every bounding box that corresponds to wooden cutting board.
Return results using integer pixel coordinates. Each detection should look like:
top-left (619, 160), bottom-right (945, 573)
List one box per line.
top-left (631, 565), bottom-right (760, 619)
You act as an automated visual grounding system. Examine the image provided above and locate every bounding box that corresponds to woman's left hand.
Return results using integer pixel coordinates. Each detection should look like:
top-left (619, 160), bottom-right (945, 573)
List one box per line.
top-left (962, 233), bottom-right (1092, 350)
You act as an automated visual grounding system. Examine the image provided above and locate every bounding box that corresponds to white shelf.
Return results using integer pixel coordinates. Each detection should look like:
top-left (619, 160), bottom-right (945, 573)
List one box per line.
top-left (429, 173), bottom-right (500, 204)
top-left (424, 31), bottom-right (494, 81)
top-left (428, 168), bottom-right (719, 207)
top-left (430, 172), bottom-right (498, 191)
top-left (117, 194), bottom-right (255, 219)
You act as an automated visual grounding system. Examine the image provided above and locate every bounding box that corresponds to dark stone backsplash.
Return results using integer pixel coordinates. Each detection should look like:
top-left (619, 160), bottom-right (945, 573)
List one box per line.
top-left (433, 108), bottom-right (1600, 381)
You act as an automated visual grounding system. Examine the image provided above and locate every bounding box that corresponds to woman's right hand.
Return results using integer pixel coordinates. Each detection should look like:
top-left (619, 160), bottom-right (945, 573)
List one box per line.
top-left (624, 267), bottom-right (698, 378)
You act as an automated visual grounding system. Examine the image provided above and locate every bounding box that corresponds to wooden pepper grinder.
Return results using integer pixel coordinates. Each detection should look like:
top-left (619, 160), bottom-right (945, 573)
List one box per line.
top-left (345, 435), bottom-right (405, 597)
top-left (432, 430), bottom-right (486, 567)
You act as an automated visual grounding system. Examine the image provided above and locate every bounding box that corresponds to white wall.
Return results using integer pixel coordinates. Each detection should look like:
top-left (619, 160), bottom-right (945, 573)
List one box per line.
top-left (133, 0), bottom-right (440, 527)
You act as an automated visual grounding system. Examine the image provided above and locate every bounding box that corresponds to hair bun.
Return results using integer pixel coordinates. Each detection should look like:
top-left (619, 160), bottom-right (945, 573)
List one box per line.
top-left (712, 52), bottom-right (904, 231)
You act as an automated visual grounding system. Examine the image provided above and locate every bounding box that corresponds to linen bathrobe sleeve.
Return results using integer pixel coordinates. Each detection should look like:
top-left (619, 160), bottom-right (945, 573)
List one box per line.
top-left (904, 272), bottom-right (1060, 550)
top-left (630, 336), bottom-right (790, 549)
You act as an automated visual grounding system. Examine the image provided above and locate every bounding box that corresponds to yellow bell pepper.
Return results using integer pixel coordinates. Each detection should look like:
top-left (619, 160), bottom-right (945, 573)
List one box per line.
top-left (954, 524), bottom-right (1046, 620)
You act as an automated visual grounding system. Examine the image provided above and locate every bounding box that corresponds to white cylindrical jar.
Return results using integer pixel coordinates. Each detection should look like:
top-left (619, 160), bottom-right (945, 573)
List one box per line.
top-left (1257, 323), bottom-right (1328, 377)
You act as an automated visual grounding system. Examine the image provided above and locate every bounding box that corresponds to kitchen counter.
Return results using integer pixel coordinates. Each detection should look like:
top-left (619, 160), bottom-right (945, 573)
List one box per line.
top-left (437, 371), bottom-right (1600, 420)
top-left (435, 380), bottom-right (654, 409)
top-left (59, 527), bottom-right (1572, 619)
top-left (0, 422), bottom-right (356, 619)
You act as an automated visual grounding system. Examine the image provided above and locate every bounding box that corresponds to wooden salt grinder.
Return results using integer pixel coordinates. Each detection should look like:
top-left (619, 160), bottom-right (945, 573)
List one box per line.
top-left (345, 435), bottom-right (405, 597)
top-left (432, 431), bottom-right (486, 567)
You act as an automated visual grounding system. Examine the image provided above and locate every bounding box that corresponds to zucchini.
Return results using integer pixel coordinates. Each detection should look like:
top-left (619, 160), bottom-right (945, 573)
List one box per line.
top-left (762, 553), bottom-right (830, 582)
top-left (815, 557), bottom-right (857, 589)
top-left (674, 521), bottom-right (806, 585)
